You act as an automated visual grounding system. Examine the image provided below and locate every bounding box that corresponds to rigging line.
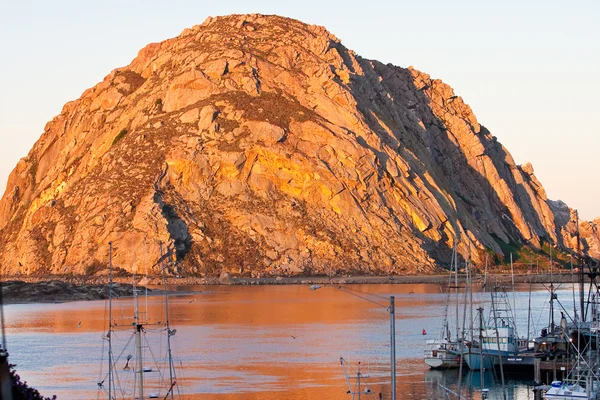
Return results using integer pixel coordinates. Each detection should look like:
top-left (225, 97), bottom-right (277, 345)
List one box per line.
top-left (97, 339), bottom-right (106, 399)
top-left (0, 258), bottom-right (7, 353)
top-left (98, 290), bottom-right (110, 388)
top-left (533, 296), bottom-right (548, 337)
top-left (171, 331), bottom-right (184, 399)
top-left (143, 331), bottom-right (167, 387)
top-left (333, 285), bottom-right (389, 309)
top-left (554, 297), bottom-right (581, 331)
top-left (99, 331), bottom-right (136, 385)
top-left (98, 316), bottom-right (107, 389)
top-left (333, 283), bottom-right (391, 302)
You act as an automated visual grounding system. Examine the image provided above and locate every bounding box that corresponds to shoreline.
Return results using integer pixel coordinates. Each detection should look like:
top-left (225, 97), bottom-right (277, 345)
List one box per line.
top-left (0, 272), bottom-right (579, 305)
top-left (1, 271), bottom-right (579, 286)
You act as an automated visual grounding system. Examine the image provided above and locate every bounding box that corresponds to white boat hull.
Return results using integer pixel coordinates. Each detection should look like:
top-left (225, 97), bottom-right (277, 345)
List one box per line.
top-left (424, 356), bottom-right (462, 369)
top-left (544, 381), bottom-right (598, 400)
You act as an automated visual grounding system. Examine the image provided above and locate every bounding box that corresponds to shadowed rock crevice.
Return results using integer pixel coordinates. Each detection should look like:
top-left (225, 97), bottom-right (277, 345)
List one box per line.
top-left (153, 190), bottom-right (192, 261)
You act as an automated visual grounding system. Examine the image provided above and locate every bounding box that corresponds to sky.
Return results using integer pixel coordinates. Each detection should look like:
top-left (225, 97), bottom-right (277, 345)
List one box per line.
top-left (0, 0), bottom-right (598, 219)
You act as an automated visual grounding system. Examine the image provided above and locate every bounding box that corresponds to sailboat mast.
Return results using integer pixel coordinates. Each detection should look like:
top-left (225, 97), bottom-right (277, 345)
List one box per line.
top-left (576, 210), bottom-right (585, 322)
top-left (468, 247), bottom-right (473, 343)
top-left (134, 274), bottom-right (144, 400)
top-left (510, 253), bottom-right (516, 321)
top-left (491, 291), bottom-right (507, 400)
top-left (108, 242), bottom-right (113, 400)
top-left (456, 260), bottom-right (469, 398)
top-left (549, 283), bottom-right (555, 335)
top-left (571, 256), bottom-right (578, 322)
top-left (526, 259), bottom-right (533, 344)
top-left (477, 307), bottom-right (484, 394)
top-left (161, 243), bottom-right (175, 400)
top-left (454, 244), bottom-right (459, 340)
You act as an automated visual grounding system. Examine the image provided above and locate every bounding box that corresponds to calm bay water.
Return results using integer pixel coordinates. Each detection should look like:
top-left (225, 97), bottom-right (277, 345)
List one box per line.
top-left (3, 282), bottom-right (578, 399)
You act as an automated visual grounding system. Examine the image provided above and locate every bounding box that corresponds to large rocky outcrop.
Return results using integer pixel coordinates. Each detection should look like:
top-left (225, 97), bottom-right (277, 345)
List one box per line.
top-left (0, 14), bottom-right (597, 277)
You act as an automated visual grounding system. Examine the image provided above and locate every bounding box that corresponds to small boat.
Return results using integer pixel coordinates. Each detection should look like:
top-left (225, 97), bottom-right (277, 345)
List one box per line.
top-left (544, 379), bottom-right (599, 400)
top-left (424, 339), bottom-right (463, 369)
top-left (424, 243), bottom-right (465, 369)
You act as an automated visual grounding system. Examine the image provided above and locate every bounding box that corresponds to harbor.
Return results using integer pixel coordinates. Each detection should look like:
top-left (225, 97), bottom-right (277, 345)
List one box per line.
top-left (0, 279), bottom-right (587, 399)
top-left (421, 258), bottom-right (600, 400)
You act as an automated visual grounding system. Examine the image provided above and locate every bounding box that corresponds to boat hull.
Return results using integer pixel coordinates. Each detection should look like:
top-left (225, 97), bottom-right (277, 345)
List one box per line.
top-left (544, 388), bottom-right (596, 399)
top-left (424, 356), bottom-right (463, 369)
top-left (465, 352), bottom-right (494, 371)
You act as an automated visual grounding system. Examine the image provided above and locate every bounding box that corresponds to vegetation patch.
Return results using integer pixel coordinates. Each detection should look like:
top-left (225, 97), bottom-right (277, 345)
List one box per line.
top-left (112, 129), bottom-right (128, 146)
top-left (490, 234), bottom-right (573, 270)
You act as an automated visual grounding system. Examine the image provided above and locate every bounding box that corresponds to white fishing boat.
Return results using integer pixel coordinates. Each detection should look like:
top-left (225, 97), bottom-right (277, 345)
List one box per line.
top-left (424, 244), bottom-right (465, 369)
top-left (424, 339), bottom-right (464, 369)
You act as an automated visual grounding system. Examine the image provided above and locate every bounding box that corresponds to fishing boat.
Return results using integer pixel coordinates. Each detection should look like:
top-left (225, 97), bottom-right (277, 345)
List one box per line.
top-left (465, 287), bottom-right (530, 370)
top-left (97, 243), bottom-right (180, 400)
top-left (424, 338), bottom-right (464, 369)
top-left (424, 244), bottom-right (465, 369)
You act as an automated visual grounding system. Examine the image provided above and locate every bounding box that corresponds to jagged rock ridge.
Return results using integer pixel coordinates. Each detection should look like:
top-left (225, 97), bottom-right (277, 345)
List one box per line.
top-left (0, 14), bottom-right (597, 277)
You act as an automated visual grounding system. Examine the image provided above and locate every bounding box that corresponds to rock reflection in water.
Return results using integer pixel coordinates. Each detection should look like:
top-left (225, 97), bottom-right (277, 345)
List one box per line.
top-left (3, 283), bottom-right (561, 399)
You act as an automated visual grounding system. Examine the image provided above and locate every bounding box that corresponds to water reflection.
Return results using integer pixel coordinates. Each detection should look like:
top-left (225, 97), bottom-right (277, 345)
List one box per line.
top-left (3, 283), bottom-right (575, 399)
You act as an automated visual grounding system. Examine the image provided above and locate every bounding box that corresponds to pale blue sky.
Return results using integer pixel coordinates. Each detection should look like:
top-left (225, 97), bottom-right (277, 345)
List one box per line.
top-left (0, 0), bottom-right (598, 219)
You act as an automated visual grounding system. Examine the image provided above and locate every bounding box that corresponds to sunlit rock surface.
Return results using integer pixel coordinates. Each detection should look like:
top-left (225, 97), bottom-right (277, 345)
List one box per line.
top-left (0, 14), bottom-right (596, 277)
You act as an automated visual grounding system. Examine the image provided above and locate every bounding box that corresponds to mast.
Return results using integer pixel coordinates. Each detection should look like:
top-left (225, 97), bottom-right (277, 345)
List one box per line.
top-left (549, 283), bottom-right (555, 336)
top-left (108, 242), bottom-right (113, 400)
top-left (161, 243), bottom-right (176, 400)
top-left (550, 245), bottom-right (553, 279)
top-left (468, 249), bottom-right (473, 344)
top-left (457, 261), bottom-right (469, 398)
top-left (576, 210), bottom-right (585, 322)
top-left (571, 256), bottom-right (578, 322)
top-left (526, 258), bottom-right (533, 344)
top-left (134, 272), bottom-right (144, 400)
top-left (483, 254), bottom-right (488, 289)
top-left (510, 253), bottom-right (516, 319)
top-left (491, 290), bottom-right (507, 400)
top-left (390, 296), bottom-right (396, 400)
top-left (477, 307), bottom-right (485, 394)
top-left (454, 244), bottom-right (459, 341)
top-left (0, 259), bottom-right (12, 400)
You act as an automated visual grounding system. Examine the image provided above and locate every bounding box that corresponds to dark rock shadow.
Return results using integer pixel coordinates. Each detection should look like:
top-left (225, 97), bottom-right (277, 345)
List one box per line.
top-left (332, 42), bottom-right (559, 265)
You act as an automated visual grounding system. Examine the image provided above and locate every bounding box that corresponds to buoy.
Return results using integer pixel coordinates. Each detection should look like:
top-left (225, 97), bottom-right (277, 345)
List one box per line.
top-left (422, 329), bottom-right (427, 335)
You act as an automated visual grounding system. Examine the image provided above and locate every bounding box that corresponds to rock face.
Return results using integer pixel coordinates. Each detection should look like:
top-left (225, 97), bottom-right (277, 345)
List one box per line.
top-left (0, 14), bottom-right (597, 277)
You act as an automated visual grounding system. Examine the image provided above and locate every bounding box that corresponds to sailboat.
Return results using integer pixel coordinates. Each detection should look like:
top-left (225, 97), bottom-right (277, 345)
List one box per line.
top-left (97, 242), bottom-right (180, 400)
top-left (424, 244), bottom-right (465, 369)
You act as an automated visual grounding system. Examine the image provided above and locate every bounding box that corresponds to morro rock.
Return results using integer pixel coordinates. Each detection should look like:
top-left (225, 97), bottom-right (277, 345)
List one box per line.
top-left (0, 14), bottom-right (596, 277)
